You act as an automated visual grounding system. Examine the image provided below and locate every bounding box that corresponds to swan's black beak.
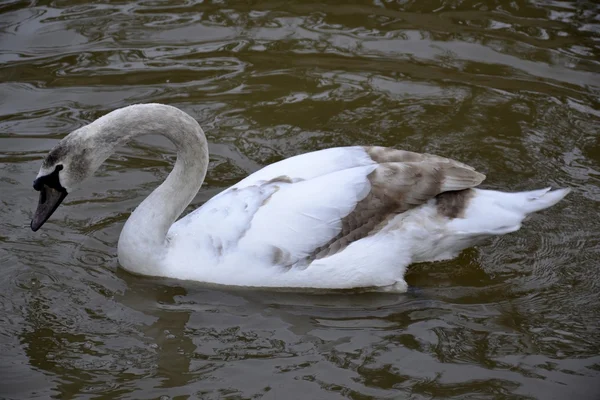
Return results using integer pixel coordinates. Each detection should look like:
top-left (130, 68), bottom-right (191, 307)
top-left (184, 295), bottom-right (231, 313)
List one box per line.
top-left (31, 166), bottom-right (68, 231)
top-left (31, 185), bottom-right (68, 231)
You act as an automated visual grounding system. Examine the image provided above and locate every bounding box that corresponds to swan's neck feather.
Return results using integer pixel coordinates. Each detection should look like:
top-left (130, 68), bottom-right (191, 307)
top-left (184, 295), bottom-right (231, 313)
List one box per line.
top-left (86, 104), bottom-right (208, 275)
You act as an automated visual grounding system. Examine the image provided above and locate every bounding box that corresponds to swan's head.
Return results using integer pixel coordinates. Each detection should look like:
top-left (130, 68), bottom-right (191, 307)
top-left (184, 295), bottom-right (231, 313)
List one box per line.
top-left (31, 126), bottom-right (101, 231)
top-left (30, 103), bottom-right (207, 232)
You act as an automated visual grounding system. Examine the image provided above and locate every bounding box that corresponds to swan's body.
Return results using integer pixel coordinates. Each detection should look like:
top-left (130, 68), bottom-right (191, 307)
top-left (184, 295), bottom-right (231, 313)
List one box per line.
top-left (31, 104), bottom-right (570, 292)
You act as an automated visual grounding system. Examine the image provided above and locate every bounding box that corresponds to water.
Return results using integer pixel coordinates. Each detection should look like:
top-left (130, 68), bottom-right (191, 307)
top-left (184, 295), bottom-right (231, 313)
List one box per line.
top-left (1, 0), bottom-right (599, 398)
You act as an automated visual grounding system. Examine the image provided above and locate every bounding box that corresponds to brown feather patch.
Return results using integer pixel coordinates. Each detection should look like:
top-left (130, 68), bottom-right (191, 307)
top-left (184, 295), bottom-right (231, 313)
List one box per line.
top-left (435, 189), bottom-right (475, 219)
top-left (363, 146), bottom-right (480, 172)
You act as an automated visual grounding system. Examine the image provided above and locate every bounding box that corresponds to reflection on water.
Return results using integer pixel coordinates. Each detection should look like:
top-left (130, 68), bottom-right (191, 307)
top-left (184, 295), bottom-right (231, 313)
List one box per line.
top-left (1, 0), bottom-right (599, 398)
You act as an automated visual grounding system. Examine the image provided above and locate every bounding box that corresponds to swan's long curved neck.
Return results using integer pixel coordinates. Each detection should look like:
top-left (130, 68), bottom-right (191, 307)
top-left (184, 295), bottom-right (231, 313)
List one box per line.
top-left (86, 104), bottom-right (209, 275)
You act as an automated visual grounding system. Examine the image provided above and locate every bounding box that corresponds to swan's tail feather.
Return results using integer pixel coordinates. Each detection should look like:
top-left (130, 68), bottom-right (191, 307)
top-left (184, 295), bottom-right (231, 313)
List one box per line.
top-left (519, 187), bottom-right (571, 214)
top-left (445, 187), bottom-right (570, 236)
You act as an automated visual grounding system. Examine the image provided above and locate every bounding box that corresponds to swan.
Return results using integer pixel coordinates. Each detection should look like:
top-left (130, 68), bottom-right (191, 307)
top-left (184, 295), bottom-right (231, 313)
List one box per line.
top-left (30, 104), bottom-right (570, 292)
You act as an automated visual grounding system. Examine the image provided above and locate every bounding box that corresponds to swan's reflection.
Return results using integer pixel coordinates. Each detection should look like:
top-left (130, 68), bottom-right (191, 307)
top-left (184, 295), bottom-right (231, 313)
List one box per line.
top-left (114, 271), bottom-right (196, 389)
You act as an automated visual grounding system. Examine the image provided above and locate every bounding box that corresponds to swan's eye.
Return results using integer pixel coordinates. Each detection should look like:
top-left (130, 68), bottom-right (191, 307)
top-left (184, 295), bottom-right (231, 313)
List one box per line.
top-left (33, 164), bottom-right (66, 192)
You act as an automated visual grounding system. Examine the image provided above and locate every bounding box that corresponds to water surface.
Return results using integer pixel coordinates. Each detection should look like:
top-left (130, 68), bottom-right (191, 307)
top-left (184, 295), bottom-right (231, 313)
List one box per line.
top-left (1, 0), bottom-right (599, 398)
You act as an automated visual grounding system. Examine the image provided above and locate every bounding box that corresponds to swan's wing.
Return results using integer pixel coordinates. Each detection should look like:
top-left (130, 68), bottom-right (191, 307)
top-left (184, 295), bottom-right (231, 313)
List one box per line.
top-left (172, 146), bottom-right (485, 267)
top-left (236, 160), bottom-right (485, 267)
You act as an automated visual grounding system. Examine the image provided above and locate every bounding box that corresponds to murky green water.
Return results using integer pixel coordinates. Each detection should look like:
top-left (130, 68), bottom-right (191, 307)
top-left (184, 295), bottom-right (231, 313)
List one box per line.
top-left (1, 0), bottom-right (599, 398)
